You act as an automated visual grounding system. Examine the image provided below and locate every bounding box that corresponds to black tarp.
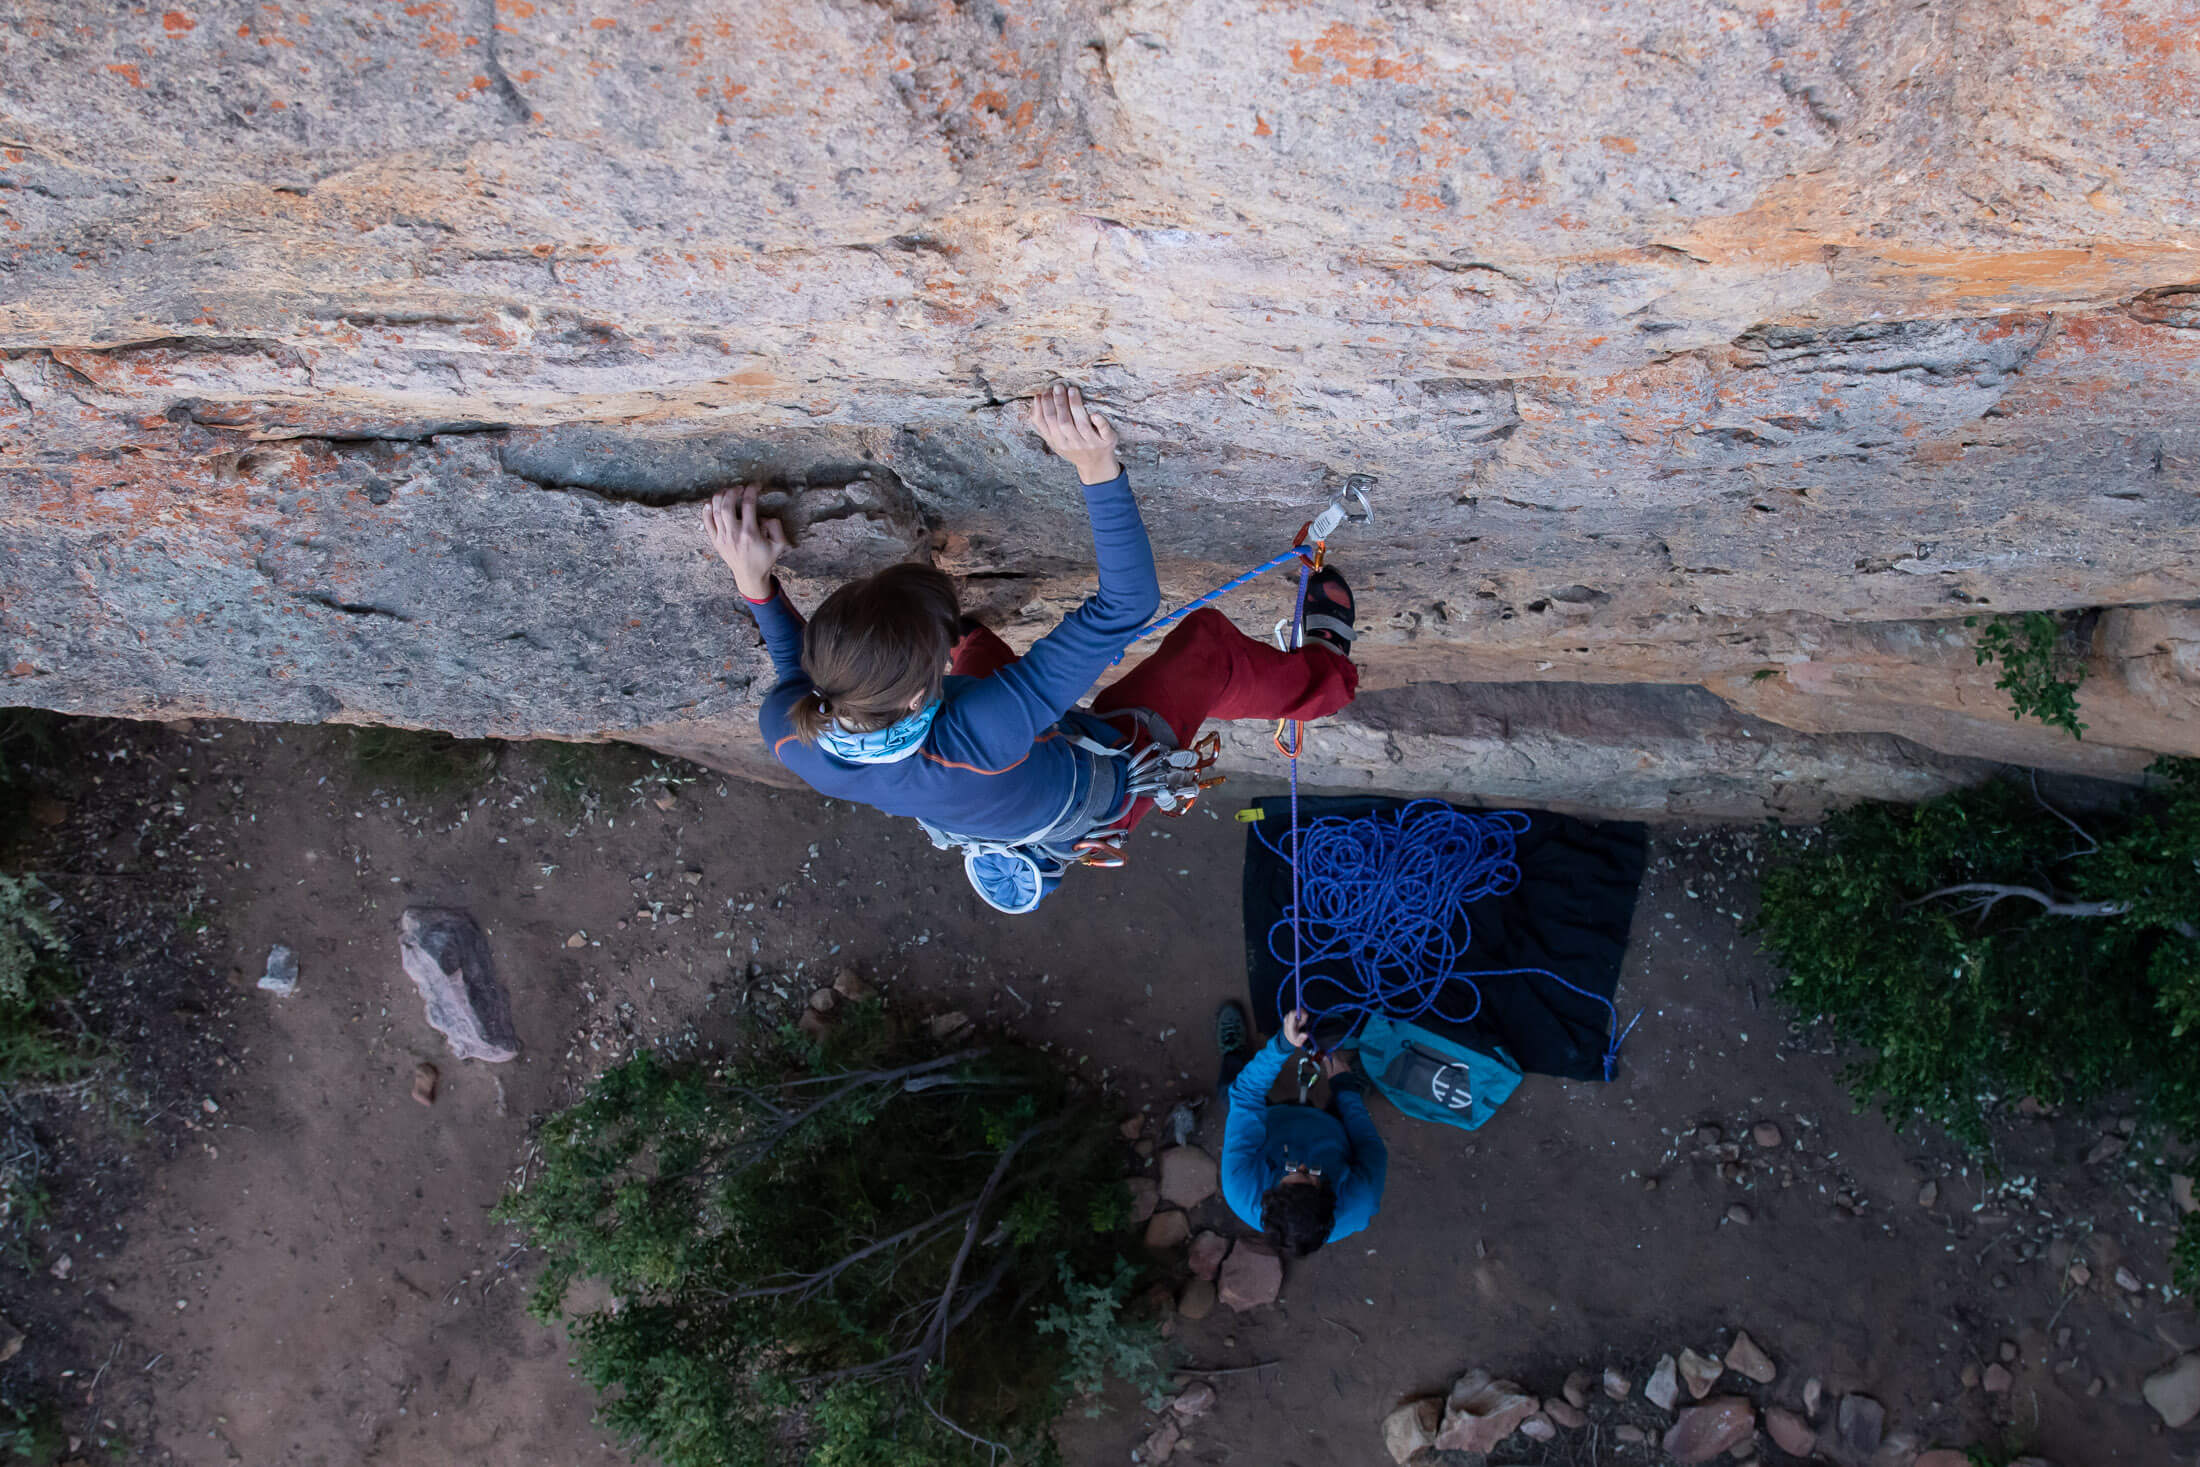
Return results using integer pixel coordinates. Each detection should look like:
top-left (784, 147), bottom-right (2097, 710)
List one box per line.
top-left (1241, 797), bottom-right (1648, 1082)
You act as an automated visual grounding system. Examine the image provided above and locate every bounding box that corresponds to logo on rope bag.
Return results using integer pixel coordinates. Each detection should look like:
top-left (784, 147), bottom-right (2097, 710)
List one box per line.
top-left (1425, 1062), bottom-right (1480, 1112)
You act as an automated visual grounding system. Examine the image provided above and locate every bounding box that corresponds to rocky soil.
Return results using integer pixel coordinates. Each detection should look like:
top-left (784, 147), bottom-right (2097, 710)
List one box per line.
top-left (0, 719), bottom-right (2193, 1466)
top-left (4, 1), bottom-right (2198, 809)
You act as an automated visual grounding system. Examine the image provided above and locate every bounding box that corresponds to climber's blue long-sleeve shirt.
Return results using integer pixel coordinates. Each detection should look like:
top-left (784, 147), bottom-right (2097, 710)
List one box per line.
top-left (749, 471), bottom-right (1159, 839)
top-left (1221, 1033), bottom-right (1389, 1244)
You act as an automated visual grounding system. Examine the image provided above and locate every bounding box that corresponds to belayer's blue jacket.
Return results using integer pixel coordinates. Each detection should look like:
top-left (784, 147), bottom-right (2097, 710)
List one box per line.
top-left (747, 471), bottom-right (1159, 839)
top-left (1221, 1032), bottom-right (1389, 1244)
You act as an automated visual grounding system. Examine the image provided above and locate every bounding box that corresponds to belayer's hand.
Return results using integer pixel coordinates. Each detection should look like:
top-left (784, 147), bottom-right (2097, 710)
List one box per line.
top-left (1282, 1008), bottom-right (1313, 1050)
top-left (1029, 382), bottom-right (1121, 485)
top-left (703, 484), bottom-right (787, 602)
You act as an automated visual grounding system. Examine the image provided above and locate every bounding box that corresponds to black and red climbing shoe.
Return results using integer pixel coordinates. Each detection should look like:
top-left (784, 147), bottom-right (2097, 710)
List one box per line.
top-left (1300, 566), bottom-right (1357, 658)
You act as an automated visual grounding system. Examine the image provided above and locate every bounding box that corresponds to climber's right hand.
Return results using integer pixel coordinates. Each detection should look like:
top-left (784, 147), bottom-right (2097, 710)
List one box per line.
top-left (1282, 1008), bottom-right (1312, 1050)
top-left (704, 484), bottom-right (787, 602)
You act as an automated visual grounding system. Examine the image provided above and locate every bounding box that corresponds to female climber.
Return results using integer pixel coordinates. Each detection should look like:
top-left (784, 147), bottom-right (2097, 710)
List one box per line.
top-left (701, 382), bottom-right (1360, 914)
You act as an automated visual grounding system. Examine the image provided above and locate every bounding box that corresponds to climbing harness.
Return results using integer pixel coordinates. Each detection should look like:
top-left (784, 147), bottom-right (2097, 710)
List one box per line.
top-left (1254, 800), bottom-right (1644, 1082)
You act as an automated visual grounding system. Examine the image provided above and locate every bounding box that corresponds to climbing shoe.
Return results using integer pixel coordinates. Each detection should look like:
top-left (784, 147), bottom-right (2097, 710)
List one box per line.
top-left (1214, 999), bottom-right (1251, 1059)
top-left (1301, 566), bottom-right (1357, 658)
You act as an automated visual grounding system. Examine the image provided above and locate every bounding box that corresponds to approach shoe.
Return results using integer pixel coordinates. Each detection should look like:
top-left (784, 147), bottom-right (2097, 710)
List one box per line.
top-left (1213, 999), bottom-right (1251, 1059)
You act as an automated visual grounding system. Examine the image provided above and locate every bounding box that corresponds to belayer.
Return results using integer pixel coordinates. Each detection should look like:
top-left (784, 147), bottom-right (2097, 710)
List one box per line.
top-left (703, 383), bottom-right (1361, 913)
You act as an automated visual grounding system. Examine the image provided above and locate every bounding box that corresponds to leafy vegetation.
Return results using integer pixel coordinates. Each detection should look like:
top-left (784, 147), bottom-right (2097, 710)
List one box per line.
top-left (1757, 761), bottom-right (2200, 1146)
top-left (1967, 611), bottom-right (2088, 739)
top-left (496, 1008), bottom-right (1158, 1467)
top-left (2175, 1212), bottom-right (2200, 1300)
top-left (348, 726), bottom-right (502, 796)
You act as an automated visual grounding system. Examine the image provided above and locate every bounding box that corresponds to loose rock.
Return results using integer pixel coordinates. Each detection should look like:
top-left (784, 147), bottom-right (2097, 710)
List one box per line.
top-left (1604, 1365), bottom-right (1633, 1401)
top-left (1680, 1348), bottom-right (1724, 1399)
top-left (1120, 1114), bottom-right (1145, 1141)
top-left (2114, 1265), bottom-right (2141, 1292)
top-left (1140, 1418), bottom-right (1181, 1463)
top-left (259, 943), bottom-right (300, 996)
top-left (2143, 1352), bottom-right (2200, 1429)
top-left (830, 967), bottom-right (876, 1002)
top-left (564, 932), bottom-right (586, 949)
top-left (926, 1010), bottom-right (973, 1041)
top-left (1835, 1395), bottom-right (1884, 1456)
top-left (398, 908), bottom-right (519, 1062)
top-left (1433, 1370), bottom-right (1537, 1454)
top-left (0, 1319), bottom-right (21, 1365)
top-left (806, 987), bottom-right (838, 1014)
top-left (1186, 1230), bottom-right (1231, 1282)
top-left (1169, 1382), bottom-right (1215, 1419)
top-left (1157, 1146), bottom-right (1220, 1208)
top-left (1916, 1180), bottom-right (1938, 1208)
top-left (1217, 1240), bottom-right (1282, 1311)
top-left (2174, 1173), bottom-right (2196, 1215)
top-left (1765, 1407), bottom-right (1815, 1457)
top-left (1726, 1204), bottom-right (1753, 1225)
top-left (1664, 1397), bottom-right (1756, 1464)
top-left (1725, 1331), bottom-right (1776, 1385)
top-left (1563, 1369), bottom-right (1593, 1410)
top-left (1176, 1278), bottom-right (1217, 1321)
top-left (1616, 1425), bottom-right (1647, 1444)
top-left (1545, 1399), bottom-right (1587, 1430)
top-left (1143, 1210), bottom-right (1191, 1252)
top-left (1916, 1454), bottom-right (1970, 1467)
top-left (1802, 1377), bottom-right (1822, 1417)
top-left (1753, 1121), bottom-right (1783, 1148)
top-left (1982, 1364), bottom-right (2012, 1394)
top-left (1646, 1355), bottom-right (1681, 1411)
top-left (1518, 1414), bottom-right (1556, 1441)
top-left (1126, 1178), bottom-right (1160, 1224)
top-left (1381, 1399), bottom-right (1441, 1465)
top-left (411, 1061), bottom-right (439, 1106)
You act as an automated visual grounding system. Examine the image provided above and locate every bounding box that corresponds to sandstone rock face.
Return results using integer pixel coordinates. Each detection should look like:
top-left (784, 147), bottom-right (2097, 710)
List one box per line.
top-left (3, 1), bottom-right (2196, 809)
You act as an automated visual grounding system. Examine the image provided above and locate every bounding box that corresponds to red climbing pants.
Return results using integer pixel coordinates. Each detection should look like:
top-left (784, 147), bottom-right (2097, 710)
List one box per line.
top-left (949, 607), bottom-right (1359, 831)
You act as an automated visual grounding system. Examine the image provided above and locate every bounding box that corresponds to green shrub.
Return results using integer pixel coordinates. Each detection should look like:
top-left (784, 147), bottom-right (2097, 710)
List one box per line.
top-left (1757, 761), bottom-right (2200, 1145)
top-left (1968, 611), bottom-right (2087, 739)
top-left (496, 1012), bottom-right (1155, 1467)
top-left (349, 726), bottom-right (501, 795)
top-left (2175, 1212), bottom-right (2200, 1300)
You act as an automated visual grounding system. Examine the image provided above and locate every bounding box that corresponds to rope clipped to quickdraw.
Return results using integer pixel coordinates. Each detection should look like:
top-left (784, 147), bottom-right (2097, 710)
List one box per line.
top-left (1110, 482), bottom-right (1370, 668)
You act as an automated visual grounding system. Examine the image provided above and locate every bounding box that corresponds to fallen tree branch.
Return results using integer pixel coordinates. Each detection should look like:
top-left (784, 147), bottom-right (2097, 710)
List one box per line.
top-left (913, 1114), bottom-right (1071, 1386)
top-left (1908, 884), bottom-right (2131, 920)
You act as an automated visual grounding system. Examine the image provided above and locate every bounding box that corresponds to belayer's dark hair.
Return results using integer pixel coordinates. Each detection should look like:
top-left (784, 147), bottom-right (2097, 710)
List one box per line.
top-left (789, 563), bottom-right (960, 742)
top-left (1260, 1180), bottom-right (1335, 1258)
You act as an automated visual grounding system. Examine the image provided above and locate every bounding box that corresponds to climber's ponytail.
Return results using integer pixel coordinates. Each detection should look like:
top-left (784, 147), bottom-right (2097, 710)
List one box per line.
top-left (790, 563), bottom-right (960, 743)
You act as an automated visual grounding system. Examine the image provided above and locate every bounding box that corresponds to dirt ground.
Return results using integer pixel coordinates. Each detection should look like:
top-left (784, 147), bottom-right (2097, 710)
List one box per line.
top-left (2, 718), bottom-right (2194, 1467)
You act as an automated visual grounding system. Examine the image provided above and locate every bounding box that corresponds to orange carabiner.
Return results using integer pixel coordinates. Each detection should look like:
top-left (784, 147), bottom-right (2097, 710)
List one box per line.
top-left (1074, 840), bottom-right (1126, 868)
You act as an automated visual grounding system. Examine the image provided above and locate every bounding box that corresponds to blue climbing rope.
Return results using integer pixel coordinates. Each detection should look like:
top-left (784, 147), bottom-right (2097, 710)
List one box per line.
top-left (1255, 801), bottom-right (1639, 1079)
top-left (1120, 530), bottom-right (1643, 1082)
top-left (1110, 545), bottom-right (1313, 666)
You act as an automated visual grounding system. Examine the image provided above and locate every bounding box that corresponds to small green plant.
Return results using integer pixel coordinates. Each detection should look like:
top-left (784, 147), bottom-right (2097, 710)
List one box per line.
top-left (0, 1392), bottom-right (68, 1463)
top-left (0, 876), bottom-right (59, 1011)
top-left (349, 726), bottom-right (501, 796)
top-left (1758, 761), bottom-right (2200, 1145)
top-left (2174, 1212), bottom-right (2200, 1299)
top-left (1037, 1260), bottom-right (1174, 1415)
top-left (497, 1013), bottom-right (1148, 1467)
top-left (1967, 611), bottom-right (2087, 739)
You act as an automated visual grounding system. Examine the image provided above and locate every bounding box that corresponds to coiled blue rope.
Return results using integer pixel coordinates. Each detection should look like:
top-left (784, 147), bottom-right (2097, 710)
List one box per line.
top-left (1263, 799), bottom-right (1640, 1080)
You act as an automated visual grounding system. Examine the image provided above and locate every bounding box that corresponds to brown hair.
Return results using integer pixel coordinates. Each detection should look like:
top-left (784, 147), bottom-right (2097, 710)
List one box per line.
top-left (789, 562), bottom-right (961, 742)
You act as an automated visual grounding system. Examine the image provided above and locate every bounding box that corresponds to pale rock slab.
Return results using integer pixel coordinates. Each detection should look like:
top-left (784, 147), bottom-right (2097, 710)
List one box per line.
top-left (397, 909), bottom-right (518, 1062)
